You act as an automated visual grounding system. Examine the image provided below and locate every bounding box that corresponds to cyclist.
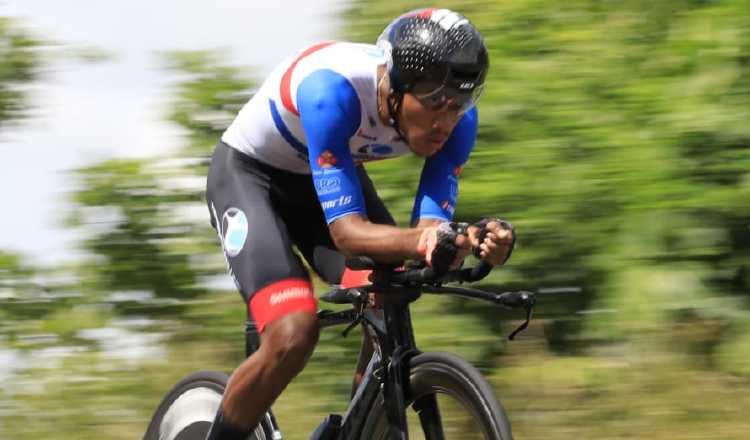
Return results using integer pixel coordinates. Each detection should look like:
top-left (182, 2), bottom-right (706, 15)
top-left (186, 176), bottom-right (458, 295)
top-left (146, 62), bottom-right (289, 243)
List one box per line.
top-left (204, 8), bottom-right (515, 439)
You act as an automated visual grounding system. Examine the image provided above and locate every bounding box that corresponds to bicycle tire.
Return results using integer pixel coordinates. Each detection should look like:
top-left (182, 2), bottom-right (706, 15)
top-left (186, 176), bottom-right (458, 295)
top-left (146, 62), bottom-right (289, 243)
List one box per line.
top-left (360, 352), bottom-right (513, 440)
top-left (142, 370), bottom-right (277, 440)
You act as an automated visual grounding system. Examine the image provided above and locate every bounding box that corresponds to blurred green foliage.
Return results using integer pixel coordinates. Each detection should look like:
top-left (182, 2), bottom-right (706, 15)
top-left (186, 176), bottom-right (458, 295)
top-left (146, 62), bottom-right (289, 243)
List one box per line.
top-left (0, 17), bottom-right (40, 125)
top-left (2, 1), bottom-right (750, 439)
top-left (351, 0), bottom-right (750, 363)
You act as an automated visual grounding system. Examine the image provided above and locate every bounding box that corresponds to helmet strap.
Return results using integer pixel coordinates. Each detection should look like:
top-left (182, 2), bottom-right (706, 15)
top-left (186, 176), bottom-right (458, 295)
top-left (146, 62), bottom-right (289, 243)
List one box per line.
top-left (386, 89), bottom-right (407, 142)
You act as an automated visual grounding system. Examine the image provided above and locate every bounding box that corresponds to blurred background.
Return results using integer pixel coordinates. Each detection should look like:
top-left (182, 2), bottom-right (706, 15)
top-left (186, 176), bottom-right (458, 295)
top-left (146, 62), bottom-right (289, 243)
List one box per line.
top-left (1, 0), bottom-right (748, 438)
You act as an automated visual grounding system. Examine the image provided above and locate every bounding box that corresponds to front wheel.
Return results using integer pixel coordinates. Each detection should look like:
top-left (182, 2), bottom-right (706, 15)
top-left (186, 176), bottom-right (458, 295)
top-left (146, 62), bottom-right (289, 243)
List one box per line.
top-left (361, 352), bottom-right (513, 440)
top-left (143, 371), bottom-right (278, 440)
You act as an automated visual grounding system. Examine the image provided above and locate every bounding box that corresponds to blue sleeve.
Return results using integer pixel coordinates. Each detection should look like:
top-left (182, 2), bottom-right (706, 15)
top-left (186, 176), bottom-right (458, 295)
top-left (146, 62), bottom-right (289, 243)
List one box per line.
top-left (410, 107), bottom-right (478, 225)
top-left (297, 69), bottom-right (365, 224)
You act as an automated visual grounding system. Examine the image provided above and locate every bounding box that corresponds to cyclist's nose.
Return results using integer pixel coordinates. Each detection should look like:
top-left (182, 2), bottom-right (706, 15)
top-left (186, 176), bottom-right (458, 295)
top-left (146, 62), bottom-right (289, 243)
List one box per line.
top-left (432, 114), bottom-right (457, 137)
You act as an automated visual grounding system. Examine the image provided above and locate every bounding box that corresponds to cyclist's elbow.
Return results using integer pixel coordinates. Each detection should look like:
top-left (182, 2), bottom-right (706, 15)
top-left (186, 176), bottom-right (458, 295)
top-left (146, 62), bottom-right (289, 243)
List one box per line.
top-left (329, 214), bottom-right (367, 256)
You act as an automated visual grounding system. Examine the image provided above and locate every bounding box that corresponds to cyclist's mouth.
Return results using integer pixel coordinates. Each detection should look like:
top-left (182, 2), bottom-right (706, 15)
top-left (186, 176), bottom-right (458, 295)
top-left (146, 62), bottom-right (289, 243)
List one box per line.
top-left (427, 136), bottom-right (447, 148)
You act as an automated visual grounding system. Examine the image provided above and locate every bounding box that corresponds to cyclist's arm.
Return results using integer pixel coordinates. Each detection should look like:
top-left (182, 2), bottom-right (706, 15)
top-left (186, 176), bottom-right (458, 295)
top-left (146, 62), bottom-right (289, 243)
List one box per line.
top-left (327, 215), bottom-right (427, 262)
top-left (410, 107), bottom-right (478, 226)
top-left (327, 105), bottom-right (477, 262)
top-left (296, 70), bottom-right (427, 263)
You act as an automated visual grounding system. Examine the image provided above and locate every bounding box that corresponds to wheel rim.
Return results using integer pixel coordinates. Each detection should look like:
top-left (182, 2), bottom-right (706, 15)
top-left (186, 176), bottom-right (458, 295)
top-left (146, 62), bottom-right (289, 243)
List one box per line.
top-left (158, 386), bottom-right (271, 440)
top-left (367, 364), bottom-right (503, 440)
top-left (159, 386), bottom-right (222, 440)
top-left (409, 390), bottom-right (489, 439)
top-left (369, 389), bottom-right (496, 440)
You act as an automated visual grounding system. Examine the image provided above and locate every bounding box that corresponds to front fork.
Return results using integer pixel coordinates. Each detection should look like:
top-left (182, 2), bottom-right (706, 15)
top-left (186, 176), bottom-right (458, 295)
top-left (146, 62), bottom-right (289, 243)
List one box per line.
top-left (374, 299), bottom-right (444, 440)
top-left (380, 345), bottom-right (445, 440)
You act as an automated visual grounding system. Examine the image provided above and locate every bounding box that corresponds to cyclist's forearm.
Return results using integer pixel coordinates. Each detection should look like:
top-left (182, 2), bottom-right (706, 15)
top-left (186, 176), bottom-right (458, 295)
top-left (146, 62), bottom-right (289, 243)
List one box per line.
top-left (329, 215), bottom-right (426, 263)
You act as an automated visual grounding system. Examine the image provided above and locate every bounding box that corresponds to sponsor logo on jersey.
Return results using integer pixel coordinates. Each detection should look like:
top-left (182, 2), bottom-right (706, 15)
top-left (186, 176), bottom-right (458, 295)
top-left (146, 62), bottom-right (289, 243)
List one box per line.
top-left (352, 144), bottom-right (394, 161)
top-left (356, 128), bottom-right (377, 141)
top-left (321, 195), bottom-right (353, 211)
top-left (441, 200), bottom-right (455, 216)
top-left (315, 177), bottom-right (342, 195)
top-left (269, 287), bottom-right (312, 305)
top-left (317, 150), bottom-right (338, 169)
top-left (450, 183), bottom-right (458, 199)
top-left (221, 207), bottom-right (248, 257)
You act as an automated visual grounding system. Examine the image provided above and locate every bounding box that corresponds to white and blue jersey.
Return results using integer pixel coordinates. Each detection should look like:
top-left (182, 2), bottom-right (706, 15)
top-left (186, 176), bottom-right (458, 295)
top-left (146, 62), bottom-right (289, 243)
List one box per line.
top-left (222, 42), bottom-right (477, 225)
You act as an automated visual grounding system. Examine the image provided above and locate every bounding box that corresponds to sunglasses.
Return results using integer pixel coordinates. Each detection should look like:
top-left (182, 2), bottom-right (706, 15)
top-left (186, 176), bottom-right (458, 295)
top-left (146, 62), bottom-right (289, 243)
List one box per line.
top-left (411, 82), bottom-right (484, 113)
top-left (409, 67), bottom-right (486, 113)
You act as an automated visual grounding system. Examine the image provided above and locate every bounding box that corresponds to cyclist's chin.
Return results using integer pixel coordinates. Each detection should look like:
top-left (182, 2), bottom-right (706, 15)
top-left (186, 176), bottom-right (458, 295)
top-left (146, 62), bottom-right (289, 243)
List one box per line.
top-left (409, 138), bottom-right (445, 158)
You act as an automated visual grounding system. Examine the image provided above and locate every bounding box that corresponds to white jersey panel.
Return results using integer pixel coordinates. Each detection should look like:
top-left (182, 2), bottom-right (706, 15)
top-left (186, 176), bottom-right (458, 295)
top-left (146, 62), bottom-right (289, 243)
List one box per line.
top-left (221, 42), bottom-right (411, 174)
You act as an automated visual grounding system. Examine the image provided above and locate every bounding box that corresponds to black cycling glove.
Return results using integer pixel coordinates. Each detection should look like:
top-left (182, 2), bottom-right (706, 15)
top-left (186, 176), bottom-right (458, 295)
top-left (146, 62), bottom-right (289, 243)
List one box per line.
top-left (429, 222), bottom-right (469, 275)
top-left (472, 218), bottom-right (516, 264)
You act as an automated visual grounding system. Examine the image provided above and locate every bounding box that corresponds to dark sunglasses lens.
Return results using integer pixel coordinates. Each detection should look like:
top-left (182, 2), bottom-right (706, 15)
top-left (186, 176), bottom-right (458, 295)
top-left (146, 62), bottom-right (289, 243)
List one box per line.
top-left (421, 92), bottom-right (448, 109)
top-left (411, 80), bottom-right (443, 96)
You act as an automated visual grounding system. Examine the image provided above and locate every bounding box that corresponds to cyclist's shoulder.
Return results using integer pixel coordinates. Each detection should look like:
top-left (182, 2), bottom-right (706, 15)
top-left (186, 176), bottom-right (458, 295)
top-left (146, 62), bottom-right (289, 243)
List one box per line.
top-left (293, 42), bottom-right (383, 86)
top-left (295, 43), bottom-right (383, 123)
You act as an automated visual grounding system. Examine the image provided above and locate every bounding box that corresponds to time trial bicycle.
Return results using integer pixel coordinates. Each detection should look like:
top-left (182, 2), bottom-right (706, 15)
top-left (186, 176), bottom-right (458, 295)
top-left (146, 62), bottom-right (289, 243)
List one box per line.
top-left (143, 257), bottom-right (535, 440)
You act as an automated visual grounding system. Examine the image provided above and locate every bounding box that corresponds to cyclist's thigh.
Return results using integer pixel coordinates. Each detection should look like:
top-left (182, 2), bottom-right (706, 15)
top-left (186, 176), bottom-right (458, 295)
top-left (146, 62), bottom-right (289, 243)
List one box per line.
top-left (206, 142), bottom-right (316, 331)
top-left (279, 164), bottom-right (396, 285)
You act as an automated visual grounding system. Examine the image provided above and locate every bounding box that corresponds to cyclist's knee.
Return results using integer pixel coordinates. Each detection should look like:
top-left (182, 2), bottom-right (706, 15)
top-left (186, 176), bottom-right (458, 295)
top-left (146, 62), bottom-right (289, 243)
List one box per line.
top-left (262, 312), bottom-right (319, 373)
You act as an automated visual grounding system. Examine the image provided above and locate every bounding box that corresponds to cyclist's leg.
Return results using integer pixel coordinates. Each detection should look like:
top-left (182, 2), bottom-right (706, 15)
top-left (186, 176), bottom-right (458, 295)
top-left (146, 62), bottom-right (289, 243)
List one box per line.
top-left (205, 142), bottom-right (319, 438)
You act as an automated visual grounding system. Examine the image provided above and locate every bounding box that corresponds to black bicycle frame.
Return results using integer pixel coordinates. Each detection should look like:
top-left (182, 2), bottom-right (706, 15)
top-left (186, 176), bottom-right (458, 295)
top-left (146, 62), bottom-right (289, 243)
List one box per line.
top-left (320, 285), bottom-right (442, 440)
top-left (242, 266), bottom-right (535, 440)
top-left (245, 286), bottom-right (439, 440)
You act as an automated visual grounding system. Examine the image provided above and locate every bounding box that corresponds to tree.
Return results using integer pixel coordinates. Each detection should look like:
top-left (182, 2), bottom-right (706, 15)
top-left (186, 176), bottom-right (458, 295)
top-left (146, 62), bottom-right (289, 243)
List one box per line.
top-left (344, 0), bottom-right (750, 361)
top-left (0, 17), bottom-right (41, 126)
top-left (68, 51), bottom-right (255, 315)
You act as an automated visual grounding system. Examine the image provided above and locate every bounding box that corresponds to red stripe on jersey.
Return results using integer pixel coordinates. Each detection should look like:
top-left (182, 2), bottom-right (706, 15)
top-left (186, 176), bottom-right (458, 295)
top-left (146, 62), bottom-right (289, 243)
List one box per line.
top-left (279, 41), bottom-right (336, 116)
top-left (249, 278), bottom-right (317, 332)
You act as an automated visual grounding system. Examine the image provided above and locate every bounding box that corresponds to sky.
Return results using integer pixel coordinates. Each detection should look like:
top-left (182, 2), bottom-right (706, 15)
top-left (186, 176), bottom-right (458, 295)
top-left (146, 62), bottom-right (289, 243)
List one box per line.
top-left (0, 0), bottom-right (347, 265)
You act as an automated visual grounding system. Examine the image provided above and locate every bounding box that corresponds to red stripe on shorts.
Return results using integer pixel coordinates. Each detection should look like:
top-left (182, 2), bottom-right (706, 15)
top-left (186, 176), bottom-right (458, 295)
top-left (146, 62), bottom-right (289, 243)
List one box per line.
top-left (249, 278), bottom-right (317, 332)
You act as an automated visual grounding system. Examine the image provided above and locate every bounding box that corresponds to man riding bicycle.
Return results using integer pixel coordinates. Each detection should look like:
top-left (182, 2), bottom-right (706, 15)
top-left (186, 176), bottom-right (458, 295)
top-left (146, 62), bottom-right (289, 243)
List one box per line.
top-left (204, 8), bottom-right (515, 439)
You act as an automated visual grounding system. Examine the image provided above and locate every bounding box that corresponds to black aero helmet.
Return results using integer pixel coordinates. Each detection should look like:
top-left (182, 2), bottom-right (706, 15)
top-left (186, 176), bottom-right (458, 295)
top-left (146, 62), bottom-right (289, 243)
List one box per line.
top-left (377, 8), bottom-right (489, 114)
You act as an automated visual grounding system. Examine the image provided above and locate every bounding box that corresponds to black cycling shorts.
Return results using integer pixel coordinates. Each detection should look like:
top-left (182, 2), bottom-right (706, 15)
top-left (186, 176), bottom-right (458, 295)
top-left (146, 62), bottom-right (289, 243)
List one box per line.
top-left (205, 141), bottom-right (394, 331)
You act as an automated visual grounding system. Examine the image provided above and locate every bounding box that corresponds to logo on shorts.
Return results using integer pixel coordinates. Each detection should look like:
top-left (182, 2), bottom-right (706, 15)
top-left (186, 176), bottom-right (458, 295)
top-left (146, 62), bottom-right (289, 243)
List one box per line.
top-left (221, 207), bottom-right (248, 257)
top-left (317, 150), bottom-right (338, 169)
top-left (269, 287), bottom-right (311, 305)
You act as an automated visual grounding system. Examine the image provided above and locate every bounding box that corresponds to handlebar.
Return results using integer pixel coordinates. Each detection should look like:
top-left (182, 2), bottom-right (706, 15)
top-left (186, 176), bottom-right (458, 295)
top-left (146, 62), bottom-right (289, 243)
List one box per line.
top-left (344, 256), bottom-right (494, 286)
top-left (320, 257), bottom-right (536, 340)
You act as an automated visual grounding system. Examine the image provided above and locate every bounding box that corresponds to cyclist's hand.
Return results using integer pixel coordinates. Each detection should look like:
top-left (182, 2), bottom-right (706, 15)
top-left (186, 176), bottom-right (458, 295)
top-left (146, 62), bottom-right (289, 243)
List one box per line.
top-left (418, 222), bottom-right (472, 274)
top-left (469, 218), bottom-right (516, 266)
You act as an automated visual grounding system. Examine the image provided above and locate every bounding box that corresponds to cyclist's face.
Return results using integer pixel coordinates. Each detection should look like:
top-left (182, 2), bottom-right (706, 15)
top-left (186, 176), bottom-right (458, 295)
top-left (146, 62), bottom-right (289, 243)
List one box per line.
top-left (400, 92), bottom-right (462, 157)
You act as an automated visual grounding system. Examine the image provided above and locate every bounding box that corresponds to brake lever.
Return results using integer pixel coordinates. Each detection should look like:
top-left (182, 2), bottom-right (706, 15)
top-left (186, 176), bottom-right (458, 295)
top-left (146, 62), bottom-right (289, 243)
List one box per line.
top-left (495, 291), bottom-right (536, 340)
top-left (341, 299), bottom-right (367, 338)
top-left (341, 314), bottom-right (363, 338)
top-left (508, 303), bottom-right (533, 340)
